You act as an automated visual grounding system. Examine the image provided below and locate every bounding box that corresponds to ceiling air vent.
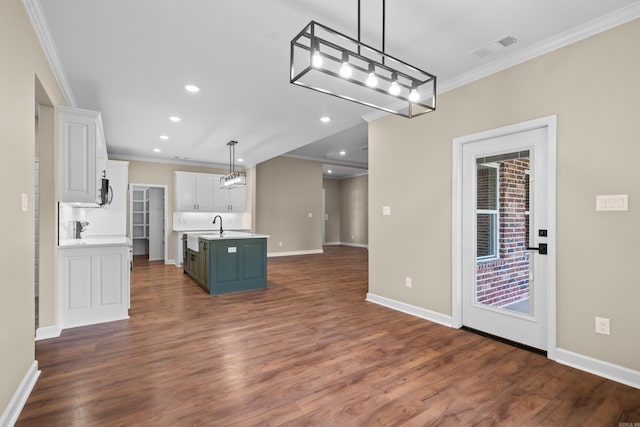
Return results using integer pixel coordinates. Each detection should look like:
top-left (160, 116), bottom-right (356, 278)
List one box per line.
top-left (471, 35), bottom-right (517, 58)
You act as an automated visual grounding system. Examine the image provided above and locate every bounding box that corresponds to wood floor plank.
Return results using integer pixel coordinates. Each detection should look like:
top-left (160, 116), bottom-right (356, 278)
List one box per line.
top-left (16, 246), bottom-right (640, 426)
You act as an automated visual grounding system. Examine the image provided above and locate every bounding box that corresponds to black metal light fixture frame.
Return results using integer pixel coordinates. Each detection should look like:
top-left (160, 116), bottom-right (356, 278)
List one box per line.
top-left (290, 0), bottom-right (436, 118)
top-left (220, 140), bottom-right (246, 189)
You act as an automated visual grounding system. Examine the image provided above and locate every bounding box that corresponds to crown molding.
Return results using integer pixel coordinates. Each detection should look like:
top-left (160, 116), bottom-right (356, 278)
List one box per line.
top-left (440, 1), bottom-right (640, 95)
top-left (22, 0), bottom-right (77, 107)
top-left (363, 2), bottom-right (640, 123)
top-left (108, 153), bottom-right (233, 170)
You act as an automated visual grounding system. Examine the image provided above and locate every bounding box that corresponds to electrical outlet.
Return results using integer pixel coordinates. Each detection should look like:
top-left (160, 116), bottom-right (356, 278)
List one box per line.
top-left (595, 316), bottom-right (610, 335)
top-left (405, 277), bottom-right (412, 288)
top-left (279, 241), bottom-right (283, 247)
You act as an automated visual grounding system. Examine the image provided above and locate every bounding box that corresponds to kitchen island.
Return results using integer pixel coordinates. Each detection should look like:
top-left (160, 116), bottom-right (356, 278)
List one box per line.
top-left (184, 231), bottom-right (269, 295)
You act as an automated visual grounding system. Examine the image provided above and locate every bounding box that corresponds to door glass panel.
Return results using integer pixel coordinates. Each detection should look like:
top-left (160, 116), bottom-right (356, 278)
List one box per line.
top-left (475, 151), bottom-right (531, 315)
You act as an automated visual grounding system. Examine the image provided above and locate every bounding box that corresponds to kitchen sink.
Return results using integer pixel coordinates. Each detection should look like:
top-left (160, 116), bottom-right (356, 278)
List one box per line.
top-left (187, 234), bottom-right (200, 252)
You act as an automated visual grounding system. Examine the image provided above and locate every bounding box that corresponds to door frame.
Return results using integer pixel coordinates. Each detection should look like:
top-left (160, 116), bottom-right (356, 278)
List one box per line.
top-left (451, 115), bottom-right (558, 360)
top-left (129, 183), bottom-right (169, 264)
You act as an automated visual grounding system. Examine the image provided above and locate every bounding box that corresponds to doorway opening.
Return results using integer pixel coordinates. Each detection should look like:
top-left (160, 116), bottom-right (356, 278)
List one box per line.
top-left (130, 184), bottom-right (168, 264)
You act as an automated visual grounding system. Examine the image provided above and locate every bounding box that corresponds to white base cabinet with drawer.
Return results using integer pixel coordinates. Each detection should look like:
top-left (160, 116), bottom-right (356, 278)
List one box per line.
top-left (58, 245), bottom-right (130, 329)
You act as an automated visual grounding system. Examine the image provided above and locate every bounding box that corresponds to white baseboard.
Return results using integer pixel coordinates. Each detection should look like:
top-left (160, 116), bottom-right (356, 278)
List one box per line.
top-left (365, 293), bottom-right (453, 327)
top-left (366, 295), bottom-right (640, 390)
top-left (166, 259), bottom-right (175, 265)
top-left (556, 348), bottom-right (640, 390)
top-left (323, 242), bottom-right (368, 248)
top-left (267, 249), bottom-right (323, 258)
top-left (0, 361), bottom-right (40, 427)
top-left (35, 325), bottom-right (61, 341)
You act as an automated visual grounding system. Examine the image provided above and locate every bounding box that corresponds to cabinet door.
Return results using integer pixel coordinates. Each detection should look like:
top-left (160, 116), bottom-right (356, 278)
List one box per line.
top-left (58, 108), bottom-right (98, 203)
top-left (212, 178), bottom-right (229, 211)
top-left (228, 186), bottom-right (246, 212)
top-left (176, 173), bottom-right (197, 211)
top-left (213, 176), bottom-right (246, 212)
top-left (59, 246), bottom-right (128, 329)
top-left (195, 174), bottom-right (215, 211)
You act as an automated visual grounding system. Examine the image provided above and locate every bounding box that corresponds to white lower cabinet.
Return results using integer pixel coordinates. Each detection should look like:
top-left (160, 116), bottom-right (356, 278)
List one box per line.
top-left (59, 244), bottom-right (130, 329)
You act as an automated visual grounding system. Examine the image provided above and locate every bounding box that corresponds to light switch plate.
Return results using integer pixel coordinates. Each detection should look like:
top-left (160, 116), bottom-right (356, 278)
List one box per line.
top-left (596, 194), bottom-right (628, 211)
top-left (383, 206), bottom-right (391, 216)
top-left (21, 193), bottom-right (28, 212)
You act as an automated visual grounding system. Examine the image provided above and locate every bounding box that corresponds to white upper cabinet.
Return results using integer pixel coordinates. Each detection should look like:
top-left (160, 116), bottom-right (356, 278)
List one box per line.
top-left (213, 180), bottom-right (246, 212)
top-left (175, 172), bottom-right (215, 211)
top-left (57, 106), bottom-right (108, 204)
top-left (175, 172), bottom-right (246, 212)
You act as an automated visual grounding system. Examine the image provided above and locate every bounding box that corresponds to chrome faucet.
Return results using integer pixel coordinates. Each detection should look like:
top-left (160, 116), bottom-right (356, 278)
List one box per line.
top-left (213, 215), bottom-right (224, 234)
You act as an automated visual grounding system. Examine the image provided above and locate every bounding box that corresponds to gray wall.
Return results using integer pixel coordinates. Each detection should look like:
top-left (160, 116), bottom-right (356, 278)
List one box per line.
top-left (339, 174), bottom-right (368, 245)
top-left (323, 178), bottom-right (341, 243)
top-left (0, 0), bottom-right (67, 414)
top-left (369, 18), bottom-right (640, 372)
top-left (256, 156), bottom-right (323, 253)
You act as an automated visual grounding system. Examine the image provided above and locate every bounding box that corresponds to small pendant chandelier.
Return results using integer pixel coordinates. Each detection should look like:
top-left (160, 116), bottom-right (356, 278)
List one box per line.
top-left (290, 0), bottom-right (436, 118)
top-left (220, 140), bottom-right (246, 189)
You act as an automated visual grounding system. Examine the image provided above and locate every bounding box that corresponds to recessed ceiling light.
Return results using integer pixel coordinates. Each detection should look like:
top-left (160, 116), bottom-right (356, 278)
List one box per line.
top-left (160, 135), bottom-right (169, 140)
top-left (169, 116), bottom-right (181, 123)
top-left (320, 116), bottom-right (331, 123)
top-left (185, 84), bottom-right (200, 93)
top-left (237, 158), bottom-right (244, 163)
top-left (339, 150), bottom-right (346, 156)
top-left (153, 148), bottom-right (161, 153)
top-left (327, 169), bottom-right (333, 174)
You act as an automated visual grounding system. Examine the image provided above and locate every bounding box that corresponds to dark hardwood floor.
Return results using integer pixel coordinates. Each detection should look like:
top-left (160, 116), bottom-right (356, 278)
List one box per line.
top-left (18, 246), bottom-right (640, 426)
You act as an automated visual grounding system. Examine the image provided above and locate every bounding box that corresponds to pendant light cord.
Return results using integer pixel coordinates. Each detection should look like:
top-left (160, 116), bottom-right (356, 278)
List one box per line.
top-left (356, 0), bottom-right (386, 63)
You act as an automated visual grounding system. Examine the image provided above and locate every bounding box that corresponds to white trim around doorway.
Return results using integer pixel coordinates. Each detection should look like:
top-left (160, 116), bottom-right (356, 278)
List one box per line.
top-left (451, 115), bottom-right (558, 360)
top-left (129, 183), bottom-right (169, 264)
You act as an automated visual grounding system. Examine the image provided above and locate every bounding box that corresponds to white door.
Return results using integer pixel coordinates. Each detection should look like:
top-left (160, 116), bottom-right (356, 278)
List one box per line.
top-left (460, 125), bottom-right (553, 350)
top-left (148, 187), bottom-right (164, 261)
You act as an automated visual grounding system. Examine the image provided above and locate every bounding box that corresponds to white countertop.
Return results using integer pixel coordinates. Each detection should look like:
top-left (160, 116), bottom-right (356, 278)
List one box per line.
top-left (197, 231), bottom-right (270, 240)
top-left (187, 231), bottom-right (268, 251)
top-left (59, 236), bottom-right (131, 248)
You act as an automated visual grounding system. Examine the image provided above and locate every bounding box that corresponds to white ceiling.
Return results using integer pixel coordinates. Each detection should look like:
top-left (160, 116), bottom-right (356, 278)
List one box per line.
top-left (36, 0), bottom-right (640, 176)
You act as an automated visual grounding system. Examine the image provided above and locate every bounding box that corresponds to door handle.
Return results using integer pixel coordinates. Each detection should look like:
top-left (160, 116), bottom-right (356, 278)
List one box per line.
top-left (526, 243), bottom-right (548, 255)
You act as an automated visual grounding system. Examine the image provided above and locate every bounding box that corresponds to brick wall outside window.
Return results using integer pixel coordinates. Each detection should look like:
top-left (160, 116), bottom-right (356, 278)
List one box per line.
top-left (476, 158), bottom-right (530, 307)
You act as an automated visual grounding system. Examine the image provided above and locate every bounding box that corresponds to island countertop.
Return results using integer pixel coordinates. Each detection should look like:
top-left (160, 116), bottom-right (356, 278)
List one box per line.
top-left (196, 231), bottom-right (270, 240)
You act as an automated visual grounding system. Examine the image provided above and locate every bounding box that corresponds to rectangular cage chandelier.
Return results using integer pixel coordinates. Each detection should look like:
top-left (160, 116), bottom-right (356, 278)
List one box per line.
top-left (290, 3), bottom-right (436, 119)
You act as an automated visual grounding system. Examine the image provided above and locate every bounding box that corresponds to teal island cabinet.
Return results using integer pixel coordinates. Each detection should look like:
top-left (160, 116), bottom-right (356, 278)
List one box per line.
top-left (194, 232), bottom-right (269, 295)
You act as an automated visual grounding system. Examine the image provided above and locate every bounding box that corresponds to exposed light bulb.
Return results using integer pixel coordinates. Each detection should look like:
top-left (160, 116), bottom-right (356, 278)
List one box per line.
top-left (339, 52), bottom-right (352, 78)
top-left (366, 72), bottom-right (378, 87)
top-left (340, 61), bottom-right (352, 78)
top-left (389, 72), bottom-right (400, 96)
top-left (409, 89), bottom-right (420, 102)
top-left (389, 81), bottom-right (400, 96)
top-left (312, 50), bottom-right (323, 68)
top-left (366, 63), bottom-right (377, 87)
